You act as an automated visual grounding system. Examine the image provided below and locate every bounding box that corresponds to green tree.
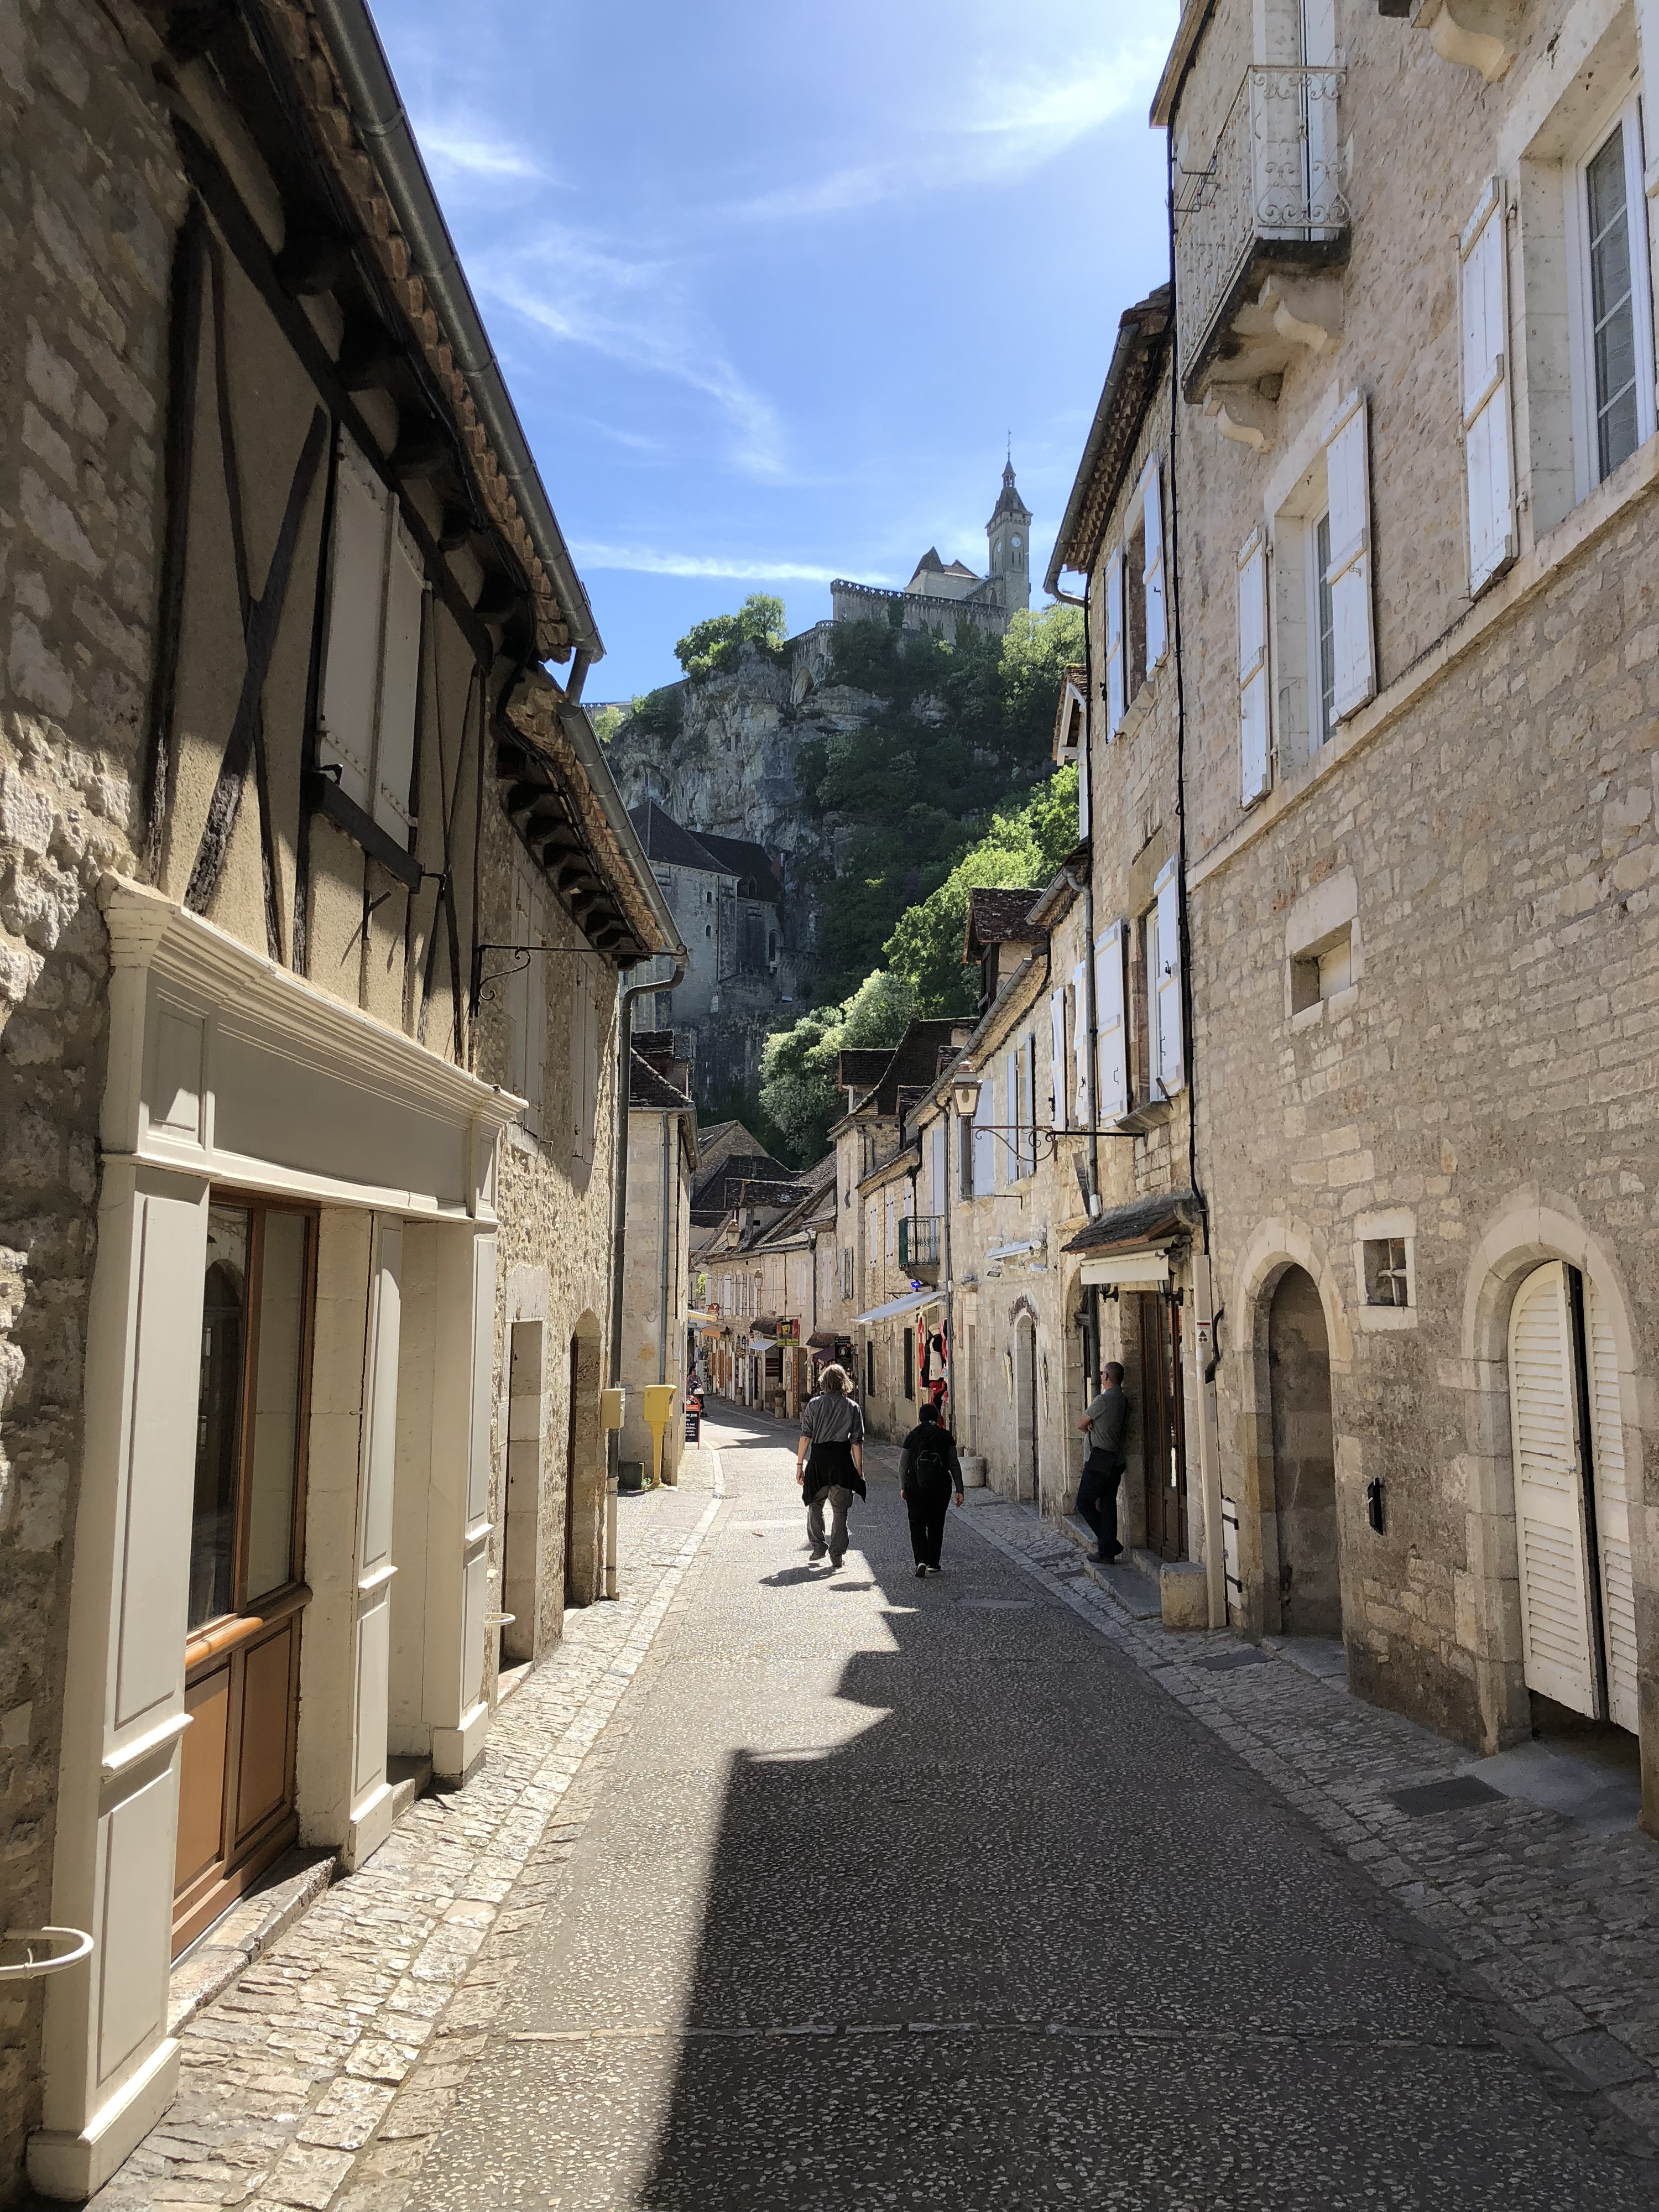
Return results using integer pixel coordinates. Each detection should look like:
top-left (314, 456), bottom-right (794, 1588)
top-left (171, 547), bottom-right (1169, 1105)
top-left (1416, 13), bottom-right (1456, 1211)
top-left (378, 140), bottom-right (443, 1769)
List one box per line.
top-left (674, 593), bottom-right (787, 680)
top-left (883, 764), bottom-right (1080, 1016)
top-left (759, 968), bottom-right (917, 1165)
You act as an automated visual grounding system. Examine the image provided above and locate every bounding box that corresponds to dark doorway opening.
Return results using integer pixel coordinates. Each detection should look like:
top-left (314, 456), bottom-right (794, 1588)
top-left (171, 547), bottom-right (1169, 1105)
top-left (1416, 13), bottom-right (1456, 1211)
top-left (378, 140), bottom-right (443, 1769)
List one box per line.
top-left (1267, 1266), bottom-right (1340, 1635)
top-left (1136, 1291), bottom-right (1186, 1560)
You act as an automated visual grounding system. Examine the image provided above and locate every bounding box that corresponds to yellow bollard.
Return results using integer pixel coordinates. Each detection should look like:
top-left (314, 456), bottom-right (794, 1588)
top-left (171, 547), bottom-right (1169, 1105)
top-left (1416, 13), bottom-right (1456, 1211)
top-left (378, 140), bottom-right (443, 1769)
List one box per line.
top-left (643, 1383), bottom-right (677, 1486)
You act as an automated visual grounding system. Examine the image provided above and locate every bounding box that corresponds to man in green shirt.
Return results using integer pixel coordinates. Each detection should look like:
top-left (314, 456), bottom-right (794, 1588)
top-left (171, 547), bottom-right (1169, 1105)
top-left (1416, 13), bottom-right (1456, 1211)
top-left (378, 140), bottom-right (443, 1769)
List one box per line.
top-left (1076, 1361), bottom-right (1129, 1564)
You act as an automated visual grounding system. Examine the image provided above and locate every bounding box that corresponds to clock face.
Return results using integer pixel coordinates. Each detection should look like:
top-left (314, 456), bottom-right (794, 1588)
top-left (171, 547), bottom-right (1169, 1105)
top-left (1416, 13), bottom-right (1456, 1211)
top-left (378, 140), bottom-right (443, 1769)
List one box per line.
top-left (1012, 535), bottom-right (1021, 549)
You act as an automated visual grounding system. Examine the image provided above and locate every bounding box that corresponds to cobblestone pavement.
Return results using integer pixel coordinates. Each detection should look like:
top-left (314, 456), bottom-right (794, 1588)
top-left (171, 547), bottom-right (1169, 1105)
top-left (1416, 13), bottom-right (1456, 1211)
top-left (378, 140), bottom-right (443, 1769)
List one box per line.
top-left (361, 1410), bottom-right (1646, 2207)
top-left (76, 1454), bottom-right (723, 2212)
top-left (74, 1411), bottom-right (1659, 2208)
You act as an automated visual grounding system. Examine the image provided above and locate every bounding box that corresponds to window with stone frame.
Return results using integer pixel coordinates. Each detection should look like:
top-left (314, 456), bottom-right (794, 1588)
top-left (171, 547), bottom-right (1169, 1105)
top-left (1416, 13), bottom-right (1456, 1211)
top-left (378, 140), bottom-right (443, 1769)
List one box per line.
top-left (1363, 1237), bottom-right (1411, 1308)
top-left (1125, 513), bottom-right (1149, 698)
top-left (1571, 90), bottom-right (1655, 493)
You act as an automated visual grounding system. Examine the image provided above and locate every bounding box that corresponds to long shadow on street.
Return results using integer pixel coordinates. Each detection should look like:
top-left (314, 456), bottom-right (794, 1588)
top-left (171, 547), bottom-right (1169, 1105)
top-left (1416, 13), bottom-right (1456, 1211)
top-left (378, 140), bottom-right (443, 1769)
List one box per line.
top-left (420, 1408), bottom-right (1648, 2210)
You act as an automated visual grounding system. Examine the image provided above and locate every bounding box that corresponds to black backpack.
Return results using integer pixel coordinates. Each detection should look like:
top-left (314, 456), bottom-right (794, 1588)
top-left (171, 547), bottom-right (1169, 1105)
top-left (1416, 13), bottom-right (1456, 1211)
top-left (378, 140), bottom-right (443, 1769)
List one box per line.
top-left (910, 1430), bottom-right (953, 1498)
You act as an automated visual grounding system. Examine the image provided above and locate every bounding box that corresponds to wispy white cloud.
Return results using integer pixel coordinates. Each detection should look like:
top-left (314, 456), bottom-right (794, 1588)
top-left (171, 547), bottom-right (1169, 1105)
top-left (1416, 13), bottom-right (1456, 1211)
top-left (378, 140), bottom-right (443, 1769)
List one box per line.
top-left (474, 226), bottom-right (790, 481)
top-left (573, 544), bottom-right (862, 582)
top-left (726, 34), bottom-right (1168, 225)
top-left (413, 119), bottom-right (549, 186)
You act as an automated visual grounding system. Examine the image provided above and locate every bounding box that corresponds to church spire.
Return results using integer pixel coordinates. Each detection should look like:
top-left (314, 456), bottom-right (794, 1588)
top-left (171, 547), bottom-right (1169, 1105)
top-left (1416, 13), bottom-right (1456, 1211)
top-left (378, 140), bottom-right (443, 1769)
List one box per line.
top-left (986, 453), bottom-right (1031, 613)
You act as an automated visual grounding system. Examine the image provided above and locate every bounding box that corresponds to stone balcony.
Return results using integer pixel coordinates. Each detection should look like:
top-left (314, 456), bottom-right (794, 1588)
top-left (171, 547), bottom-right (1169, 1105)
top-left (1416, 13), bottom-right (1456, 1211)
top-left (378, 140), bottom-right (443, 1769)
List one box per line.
top-left (1175, 65), bottom-right (1350, 432)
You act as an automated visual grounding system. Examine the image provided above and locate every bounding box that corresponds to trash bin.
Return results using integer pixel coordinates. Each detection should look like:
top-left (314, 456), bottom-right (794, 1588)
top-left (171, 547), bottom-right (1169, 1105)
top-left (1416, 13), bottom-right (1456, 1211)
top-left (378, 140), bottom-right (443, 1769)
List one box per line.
top-left (618, 1459), bottom-right (645, 1494)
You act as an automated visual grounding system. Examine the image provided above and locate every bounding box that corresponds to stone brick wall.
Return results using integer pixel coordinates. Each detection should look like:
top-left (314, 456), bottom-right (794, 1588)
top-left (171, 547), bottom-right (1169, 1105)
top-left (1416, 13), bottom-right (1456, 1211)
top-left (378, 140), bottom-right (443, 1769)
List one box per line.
top-left (0, 1), bottom-right (183, 2190)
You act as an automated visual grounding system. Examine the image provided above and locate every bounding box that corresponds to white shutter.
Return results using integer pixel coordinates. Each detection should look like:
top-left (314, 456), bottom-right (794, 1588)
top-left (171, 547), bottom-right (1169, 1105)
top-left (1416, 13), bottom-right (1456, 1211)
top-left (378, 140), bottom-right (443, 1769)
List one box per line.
top-left (1460, 185), bottom-right (1515, 596)
top-left (1154, 859), bottom-right (1184, 1094)
top-left (973, 1066), bottom-right (997, 1193)
top-left (1071, 962), bottom-right (1091, 1129)
top-left (1142, 460), bottom-right (1167, 668)
top-left (1049, 988), bottom-right (1067, 1131)
top-left (1585, 1279), bottom-right (1639, 1732)
top-left (373, 508), bottom-right (424, 841)
top-left (1507, 1262), bottom-right (1597, 1718)
top-left (1237, 531), bottom-right (1270, 805)
top-left (931, 1123), bottom-right (946, 1218)
top-left (1077, 709), bottom-right (1091, 842)
top-left (1094, 922), bottom-right (1127, 1119)
top-left (1005, 1051), bottom-right (1020, 1178)
top-left (1324, 396), bottom-right (1376, 719)
top-left (1024, 1040), bottom-right (1039, 1175)
top-left (318, 428), bottom-right (389, 812)
top-left (1104, 549), bottom-right (1125, 738)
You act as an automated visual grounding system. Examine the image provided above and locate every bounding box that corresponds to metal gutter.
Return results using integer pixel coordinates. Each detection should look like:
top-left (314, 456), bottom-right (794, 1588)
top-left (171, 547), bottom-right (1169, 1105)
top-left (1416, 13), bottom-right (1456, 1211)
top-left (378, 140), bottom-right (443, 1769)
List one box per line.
top-left (309, 0), bottom-right (603, 661)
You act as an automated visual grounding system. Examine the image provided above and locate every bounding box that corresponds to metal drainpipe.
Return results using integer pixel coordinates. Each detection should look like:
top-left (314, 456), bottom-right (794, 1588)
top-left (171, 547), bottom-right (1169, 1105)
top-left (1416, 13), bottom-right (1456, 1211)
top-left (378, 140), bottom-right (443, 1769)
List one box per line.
top-left (657, 1114), bottom-right (671, 1387)
top-left (1062, 864), bottom-right (1098, 1208)
top-left (607, 956), bottom-right (686, 1597)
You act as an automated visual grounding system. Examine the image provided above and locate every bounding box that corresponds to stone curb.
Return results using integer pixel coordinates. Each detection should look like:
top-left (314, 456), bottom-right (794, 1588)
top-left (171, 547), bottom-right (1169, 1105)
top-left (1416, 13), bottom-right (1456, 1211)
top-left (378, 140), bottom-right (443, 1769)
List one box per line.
top-left (166, 1851), bottom-right (339, 2039)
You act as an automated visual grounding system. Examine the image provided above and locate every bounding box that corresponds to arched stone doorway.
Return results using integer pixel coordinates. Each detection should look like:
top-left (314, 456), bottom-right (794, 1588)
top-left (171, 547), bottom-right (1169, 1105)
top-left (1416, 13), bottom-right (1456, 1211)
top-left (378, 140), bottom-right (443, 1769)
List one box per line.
top-left (1267, 1266), bottom-right (1342, 1636)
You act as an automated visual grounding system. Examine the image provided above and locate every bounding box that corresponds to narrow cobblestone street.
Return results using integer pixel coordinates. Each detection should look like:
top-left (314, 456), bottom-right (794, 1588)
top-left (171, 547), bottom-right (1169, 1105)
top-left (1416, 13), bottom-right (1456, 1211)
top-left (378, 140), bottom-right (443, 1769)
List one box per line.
top-left (73, 1410), bottom-right (1659, 2209)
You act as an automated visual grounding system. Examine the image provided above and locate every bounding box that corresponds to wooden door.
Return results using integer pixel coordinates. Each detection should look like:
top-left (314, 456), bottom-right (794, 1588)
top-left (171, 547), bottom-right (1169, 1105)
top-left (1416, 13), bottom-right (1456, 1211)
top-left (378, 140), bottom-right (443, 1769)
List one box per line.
top-left (1585, 1280), bottom-right (1639, 1731)
top-left (1138, 1293), bottom-right (1187, 1561)
top-left (174, 1199), bottom-right (316, 1955)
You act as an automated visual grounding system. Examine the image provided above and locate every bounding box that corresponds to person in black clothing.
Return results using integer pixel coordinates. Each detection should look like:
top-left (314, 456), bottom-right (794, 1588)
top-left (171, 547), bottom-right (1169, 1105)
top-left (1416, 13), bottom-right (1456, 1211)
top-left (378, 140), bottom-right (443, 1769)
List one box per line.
top-left (1075, 1360), bottom-right (1130, 1563)
top-left (898, 1402), bottom-right (964, 1578)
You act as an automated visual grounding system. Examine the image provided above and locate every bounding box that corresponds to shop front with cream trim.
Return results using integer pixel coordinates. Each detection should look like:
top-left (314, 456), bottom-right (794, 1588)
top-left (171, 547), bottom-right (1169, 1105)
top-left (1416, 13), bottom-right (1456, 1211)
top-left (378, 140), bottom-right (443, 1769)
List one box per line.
top-left (30, 879), bottom-right (520, 2201)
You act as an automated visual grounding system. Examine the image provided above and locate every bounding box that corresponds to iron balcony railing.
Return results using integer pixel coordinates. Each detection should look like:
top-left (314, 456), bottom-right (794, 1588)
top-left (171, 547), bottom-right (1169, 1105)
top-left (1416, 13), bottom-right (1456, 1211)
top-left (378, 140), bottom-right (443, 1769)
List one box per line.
top-left (899, 1215), bottom-right (942, 1272)
top-left (1174, 64), bottom-right (1348, 393)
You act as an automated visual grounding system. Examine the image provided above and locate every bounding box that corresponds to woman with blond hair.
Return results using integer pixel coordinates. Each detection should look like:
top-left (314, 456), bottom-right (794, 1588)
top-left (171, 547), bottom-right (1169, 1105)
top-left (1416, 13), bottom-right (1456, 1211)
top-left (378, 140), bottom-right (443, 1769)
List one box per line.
top-left (795, 1363), bottom-right (866, 1570)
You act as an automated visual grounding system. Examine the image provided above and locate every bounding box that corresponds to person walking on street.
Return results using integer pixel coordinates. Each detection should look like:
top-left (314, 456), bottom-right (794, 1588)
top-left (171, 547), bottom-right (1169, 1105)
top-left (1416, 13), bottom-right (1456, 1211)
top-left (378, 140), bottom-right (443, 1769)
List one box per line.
top-left (796, 1363), bottom-right (866, 1569)
top-left (1076, 1360), bottom-right (1130, 1564)
top-left (899, 1402), bottom-right (964, 1578)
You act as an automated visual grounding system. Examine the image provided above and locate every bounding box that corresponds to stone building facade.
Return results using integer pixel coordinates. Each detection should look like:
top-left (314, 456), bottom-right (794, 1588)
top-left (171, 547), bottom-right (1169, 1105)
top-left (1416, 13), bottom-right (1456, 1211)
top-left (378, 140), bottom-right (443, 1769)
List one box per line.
top-left (617, 1033), bottom-right (696, 1486)
top-left (1151, 0), bottom-right (1659, 1786)
top-left (0, 2), bottom-right (677, 2200)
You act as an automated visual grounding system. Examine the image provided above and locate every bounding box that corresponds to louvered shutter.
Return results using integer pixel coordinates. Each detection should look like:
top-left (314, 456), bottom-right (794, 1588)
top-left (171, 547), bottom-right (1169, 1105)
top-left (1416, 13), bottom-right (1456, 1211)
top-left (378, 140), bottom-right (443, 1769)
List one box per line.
top-left (1460, 185), bottom-right (1515, 596)
top-left (1507, 1262), bottom-right (1597, 1717)
top-left (1077, 708), bottom-right (1092, 842)
top-left (1094, 922), bottom-right (1127, 1119)
top-left (1071, 962), bottom-right (1091, 1128)
top-left (1005, 1050), bottom-right (1020, 1178)
top-left (1237, 531), bottom-right (1270, 805)
top-left (1024, 1040), bottom-right (1039, 1174)
top-left (1050, 988), bottom-right (1067, 1131)
top-left (1104, 550), bottom-right (1125, 738)
top-left (1324, 397), bottom-right (1376, 719)
top-left (1585, 1280), bottom-right (1639, 1732)
top-left (1154, 859), bottom-right (1185, 1094)
top-left (373, 508), bottom-right (425, 842)
top-left (318, 427), bottom-right (389, 812)
top-left (1142, 460), bottom-right (1167, 669)
top-left (973, 1065), bottom-right (997, 1192)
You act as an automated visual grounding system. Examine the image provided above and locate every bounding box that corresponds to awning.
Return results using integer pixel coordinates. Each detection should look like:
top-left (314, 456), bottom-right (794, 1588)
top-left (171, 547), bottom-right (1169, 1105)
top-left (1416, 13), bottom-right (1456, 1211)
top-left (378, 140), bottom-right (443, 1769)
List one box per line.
top-left (807, 1329), bottom-right (848, 1352)
top-left (1061, 1187), bottom-right (1203, 1258)
top-left (748, 1335), bottom-right (778, 1352)
top-left (851, 1287), bottom-right (942, 1327)
top-left (686, 1308), bottom-right (718, 1324)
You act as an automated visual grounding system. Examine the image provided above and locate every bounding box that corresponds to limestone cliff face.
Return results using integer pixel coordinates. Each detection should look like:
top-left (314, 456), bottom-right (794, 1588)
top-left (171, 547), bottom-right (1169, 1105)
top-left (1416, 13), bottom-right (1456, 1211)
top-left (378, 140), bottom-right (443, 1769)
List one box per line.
top-left (607, 623), bottom-right (883, 1000)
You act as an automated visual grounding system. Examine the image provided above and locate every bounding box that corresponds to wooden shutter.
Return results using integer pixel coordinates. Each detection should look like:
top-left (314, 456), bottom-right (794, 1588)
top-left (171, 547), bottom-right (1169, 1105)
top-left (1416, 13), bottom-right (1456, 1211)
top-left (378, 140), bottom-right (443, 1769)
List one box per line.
top-left (1507, 1262), bottom-right (1597, 1717)
top-left (373, 509), bottom-right (424, 842)
top-left (1324, 397), bottom-right (1376, 719)
top-left (930, 1123), bottom-right (946, 1218)
top-left (1005, 1050), bottom-right (1020, 1178)
top-left (1049, 988), bottom-right (1067, 1131)
top-left (1142, 460), bottom-right (1167, 668)
top-left (1094, 922), bottom-right (1128, 1119)
top-left (1154, 859), bottom-right (1184, 1094)
top-left (1585, 1279), bottom-right (1639, 1732)
top-left (1077, 707), bottom-right (1091, 842)
top-left (973, 1066), bottom-right (997, 1193)
top-left (1460, 184), bottom-right (1515, 596)
top-left (1024, 1039), bottom-right (1039, 1175)
top-left (1071, 963), bottom-right (1091, 1128)
top-left (1237, 531), bottom-right (1270, 805)
top-left (1104, 550), bottom-right (1125, 738)
top-left (317, 429), bottom-right (388, 812)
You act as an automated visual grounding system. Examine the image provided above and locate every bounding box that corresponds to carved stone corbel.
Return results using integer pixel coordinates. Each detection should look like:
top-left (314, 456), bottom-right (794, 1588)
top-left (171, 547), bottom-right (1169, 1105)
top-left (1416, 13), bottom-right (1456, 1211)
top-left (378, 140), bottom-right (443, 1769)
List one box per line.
top-left (1411, 0), bottom-right (1522, 84)
top-left (1204, 387), bottom-right (1277, 453)
top-left (1259, 275), bottom-right (1344, 356)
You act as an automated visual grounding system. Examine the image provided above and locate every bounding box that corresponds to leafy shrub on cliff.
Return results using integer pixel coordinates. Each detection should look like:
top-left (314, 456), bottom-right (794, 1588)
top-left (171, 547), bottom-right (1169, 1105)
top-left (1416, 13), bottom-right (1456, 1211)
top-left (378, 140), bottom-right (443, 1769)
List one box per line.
top-left (674, 593), bottom-right (787, 680)
top-left (811, 601), bottom-right (1083, 997)
top-left (882, 764), bottom-right (1079, 1016)
top-left (758, 969), bottom-right (919, 1165)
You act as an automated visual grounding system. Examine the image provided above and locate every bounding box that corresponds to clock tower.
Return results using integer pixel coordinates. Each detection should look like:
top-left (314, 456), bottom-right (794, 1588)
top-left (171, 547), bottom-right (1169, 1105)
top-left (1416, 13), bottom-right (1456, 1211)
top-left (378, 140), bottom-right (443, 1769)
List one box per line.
top-left (985, 459), bottom-right (1032, 614)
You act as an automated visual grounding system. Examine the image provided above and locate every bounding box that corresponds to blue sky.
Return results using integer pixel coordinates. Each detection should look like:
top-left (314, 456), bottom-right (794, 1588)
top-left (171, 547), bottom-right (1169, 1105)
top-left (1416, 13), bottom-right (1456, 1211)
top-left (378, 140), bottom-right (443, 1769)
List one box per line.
top-left (372, 1), bottom-right (1180, 702)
